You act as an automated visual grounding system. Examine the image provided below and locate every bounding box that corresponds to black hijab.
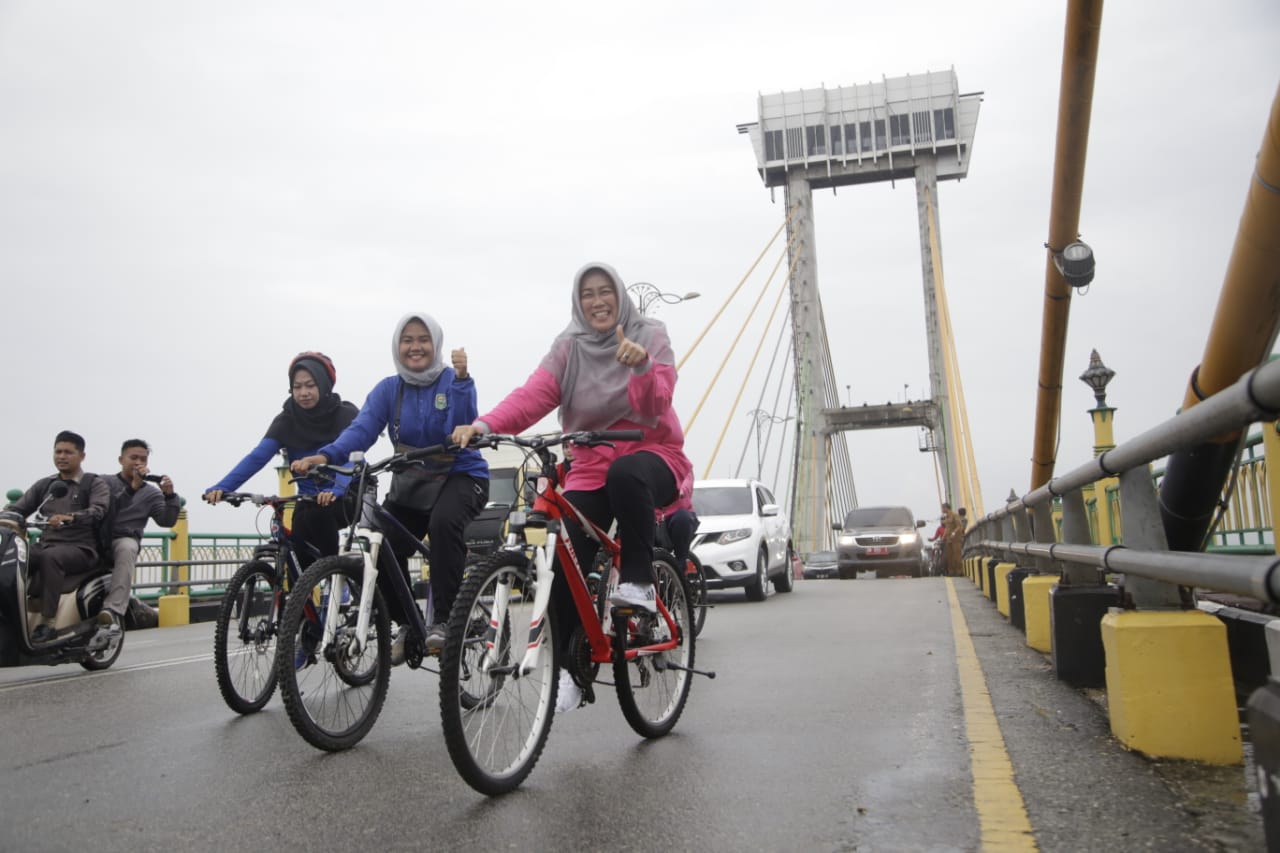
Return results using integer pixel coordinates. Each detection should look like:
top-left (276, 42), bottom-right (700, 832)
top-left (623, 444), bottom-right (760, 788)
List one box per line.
top-left (265, 356), bottom-right (358, 449)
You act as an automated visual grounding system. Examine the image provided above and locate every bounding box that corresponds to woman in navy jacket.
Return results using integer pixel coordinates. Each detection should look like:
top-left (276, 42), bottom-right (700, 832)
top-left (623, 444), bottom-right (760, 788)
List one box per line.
top-left (292, 313), bottom-right (488, 653)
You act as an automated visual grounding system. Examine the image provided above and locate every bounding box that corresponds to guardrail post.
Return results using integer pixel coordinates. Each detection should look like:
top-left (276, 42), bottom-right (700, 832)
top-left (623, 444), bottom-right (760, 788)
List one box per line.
top-left (1020, 501), bottom-right (1058, 654)
top-left (1100, 467), bottom-right (1241, 762)
top-left (158, 505), bottom-right (190, 627)
top-left (1051, 487), bottom-right (1119, 687)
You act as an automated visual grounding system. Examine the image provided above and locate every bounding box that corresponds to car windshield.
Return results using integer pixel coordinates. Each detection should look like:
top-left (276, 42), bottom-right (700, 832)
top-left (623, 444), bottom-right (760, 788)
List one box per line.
top-left (843, 507), bottom-right (914, 528)
top-left (693, 486), bottom-right (753, 516)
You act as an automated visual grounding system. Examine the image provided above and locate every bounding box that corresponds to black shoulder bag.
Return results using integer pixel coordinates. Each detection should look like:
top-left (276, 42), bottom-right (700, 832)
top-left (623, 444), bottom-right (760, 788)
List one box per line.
top-left (385, 380), bottom-right (454, 512)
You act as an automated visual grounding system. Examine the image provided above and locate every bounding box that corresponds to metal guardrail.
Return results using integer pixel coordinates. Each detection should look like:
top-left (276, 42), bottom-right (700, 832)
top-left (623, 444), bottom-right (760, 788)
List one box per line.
top-left (971, 358), bottom-right (1280, 605)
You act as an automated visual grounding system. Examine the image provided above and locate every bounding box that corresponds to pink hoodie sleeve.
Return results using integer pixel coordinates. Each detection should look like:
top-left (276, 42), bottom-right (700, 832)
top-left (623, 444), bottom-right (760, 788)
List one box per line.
top-left (628, 361), bottom-right (676, 419)
top-left (478, 366), bottom-right (562, 435)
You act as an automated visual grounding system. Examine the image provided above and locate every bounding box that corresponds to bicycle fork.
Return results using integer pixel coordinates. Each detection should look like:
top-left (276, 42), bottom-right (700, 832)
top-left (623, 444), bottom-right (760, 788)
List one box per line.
top-left (319, 532), bottom-right (383, 656)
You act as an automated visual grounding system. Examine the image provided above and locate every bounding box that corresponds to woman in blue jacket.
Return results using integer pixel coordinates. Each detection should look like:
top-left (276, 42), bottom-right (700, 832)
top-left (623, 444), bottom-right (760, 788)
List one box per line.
top-left (204, 352), bottom-right (358, 569)
top-left (292, 313), bottom-right (489, 653)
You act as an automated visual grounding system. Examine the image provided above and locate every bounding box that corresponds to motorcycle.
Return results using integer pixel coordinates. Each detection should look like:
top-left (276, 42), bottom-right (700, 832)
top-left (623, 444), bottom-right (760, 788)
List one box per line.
top-left (0, 481), bottom-right (124, 670)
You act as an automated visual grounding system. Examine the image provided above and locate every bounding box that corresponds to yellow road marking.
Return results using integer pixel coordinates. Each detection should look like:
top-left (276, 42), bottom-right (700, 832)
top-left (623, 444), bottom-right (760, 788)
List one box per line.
top-left (947, 577), bottom-right (1037, 851)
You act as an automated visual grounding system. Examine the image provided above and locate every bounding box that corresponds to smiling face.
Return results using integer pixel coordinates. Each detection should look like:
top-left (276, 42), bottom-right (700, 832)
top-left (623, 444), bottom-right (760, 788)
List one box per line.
top-left (579, 270), bottom-right (619, 334)
top-left (398, 319), bottom-right (435, 372)
top-left (291, 368), bottom-right (320, 410)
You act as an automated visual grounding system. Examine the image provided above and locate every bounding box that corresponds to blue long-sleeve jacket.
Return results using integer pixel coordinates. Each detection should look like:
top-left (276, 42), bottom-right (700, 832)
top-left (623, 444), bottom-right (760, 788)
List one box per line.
top-left (319, 372), bottom-right (488, 480)
top-left (207, 437), bottom-right (351, 497)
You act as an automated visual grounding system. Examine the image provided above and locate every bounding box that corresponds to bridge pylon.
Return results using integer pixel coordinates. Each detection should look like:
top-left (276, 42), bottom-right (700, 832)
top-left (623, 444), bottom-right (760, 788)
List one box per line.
top-left (738, 69), bottom-right (985, 550)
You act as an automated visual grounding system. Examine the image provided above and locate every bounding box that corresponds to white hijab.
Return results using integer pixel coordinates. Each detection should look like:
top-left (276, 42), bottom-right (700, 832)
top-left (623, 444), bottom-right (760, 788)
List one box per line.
top-left (539, 262), bottom-right (674, 432)
top-left (393, 312), bottom-right (446, 386)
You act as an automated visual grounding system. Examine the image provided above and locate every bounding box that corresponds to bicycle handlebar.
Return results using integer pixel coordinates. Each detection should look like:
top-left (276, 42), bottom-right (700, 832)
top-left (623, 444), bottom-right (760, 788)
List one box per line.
top-left (215, 492), bottom-right (318, 509)
top-left (468, 429), bottom-right (644, 451)
top-left (311, 442), bottom-right (456, 480)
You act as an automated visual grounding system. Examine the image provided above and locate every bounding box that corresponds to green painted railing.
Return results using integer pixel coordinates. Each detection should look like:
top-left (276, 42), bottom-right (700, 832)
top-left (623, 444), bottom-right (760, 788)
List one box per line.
top-left (1054, 427), bottom-right (1273, 555)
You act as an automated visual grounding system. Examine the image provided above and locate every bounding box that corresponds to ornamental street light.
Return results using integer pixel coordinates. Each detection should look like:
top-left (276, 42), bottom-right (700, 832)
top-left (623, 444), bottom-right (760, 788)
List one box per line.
top-left (749, 409), bottom-right (793, 481)
top-left (626, 282), bottom-right (701, 316)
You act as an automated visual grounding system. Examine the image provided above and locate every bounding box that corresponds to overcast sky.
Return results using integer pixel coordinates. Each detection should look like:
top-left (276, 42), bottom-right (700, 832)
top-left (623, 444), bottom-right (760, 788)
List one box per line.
top-left (2, 1), bottom-right (1277, 537)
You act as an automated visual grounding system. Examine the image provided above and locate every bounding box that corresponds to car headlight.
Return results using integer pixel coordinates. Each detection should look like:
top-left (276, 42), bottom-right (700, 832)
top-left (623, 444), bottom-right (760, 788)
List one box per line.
top-left (899, 532), bottom-right (919, 546)
top-left (716, 528), bottom-right (751, 545)
top-left (838, 534), bottom-right (856, 546)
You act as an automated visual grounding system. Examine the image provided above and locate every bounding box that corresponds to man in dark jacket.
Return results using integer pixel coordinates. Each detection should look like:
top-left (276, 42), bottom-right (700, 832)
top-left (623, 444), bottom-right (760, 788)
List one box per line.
top-left (3, 430), bottom-right (111, 644)
top-left (94, 439), bottom-right (181, 643)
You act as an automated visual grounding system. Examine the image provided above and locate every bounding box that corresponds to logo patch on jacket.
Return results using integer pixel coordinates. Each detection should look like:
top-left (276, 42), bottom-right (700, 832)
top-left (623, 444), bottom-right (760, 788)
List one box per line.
top-left (435, 393), bottom-right (447, 410)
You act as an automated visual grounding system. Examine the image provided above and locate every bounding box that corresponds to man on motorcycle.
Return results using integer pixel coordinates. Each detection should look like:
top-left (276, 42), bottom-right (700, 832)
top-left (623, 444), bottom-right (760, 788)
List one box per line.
top-left (94, 439), bottom-right (181, 645)
top-left (3, 431), bottom-right (111, 644)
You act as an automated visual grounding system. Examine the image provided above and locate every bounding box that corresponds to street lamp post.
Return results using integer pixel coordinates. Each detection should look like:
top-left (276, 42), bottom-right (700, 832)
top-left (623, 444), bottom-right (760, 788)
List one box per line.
top-left (626, 282), bottom-right (701, 316)
top-left (750, 409), bottom-right (793, 481)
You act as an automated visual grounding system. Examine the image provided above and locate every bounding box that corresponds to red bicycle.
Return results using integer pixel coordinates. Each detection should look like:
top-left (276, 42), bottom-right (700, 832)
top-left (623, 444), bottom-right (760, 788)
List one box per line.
top-left (437, 430), bottom-right (713, 795)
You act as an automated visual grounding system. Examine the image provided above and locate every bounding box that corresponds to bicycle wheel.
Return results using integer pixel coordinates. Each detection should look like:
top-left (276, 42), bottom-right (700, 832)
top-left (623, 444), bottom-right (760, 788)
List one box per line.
top-left (439, 551), bottom-right (557, 796)
top-left (686, 553), bottom-right (709, 638)
top-left (213, 560), bottom-right (281, 714)
top-left (613, 554), bottom-right (694, 738)
top-left (277, 554), bottom-right (391, 751)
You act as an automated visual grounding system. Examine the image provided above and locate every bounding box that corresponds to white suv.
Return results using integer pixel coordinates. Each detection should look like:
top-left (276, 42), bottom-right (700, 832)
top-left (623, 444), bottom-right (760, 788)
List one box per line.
top-left (691, 478), bottom-right (794, 601)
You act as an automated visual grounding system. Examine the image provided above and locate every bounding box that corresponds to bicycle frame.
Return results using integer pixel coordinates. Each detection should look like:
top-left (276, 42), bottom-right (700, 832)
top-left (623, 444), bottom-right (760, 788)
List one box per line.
top-left (481, 442), bottom-right (683, 678)
top-left (317, 474), bottom-right (433, 659)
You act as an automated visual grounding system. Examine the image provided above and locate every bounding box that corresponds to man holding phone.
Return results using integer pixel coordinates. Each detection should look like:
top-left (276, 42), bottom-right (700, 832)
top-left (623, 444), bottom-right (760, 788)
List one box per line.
top-left (94, 439), bottom-right (181, 645)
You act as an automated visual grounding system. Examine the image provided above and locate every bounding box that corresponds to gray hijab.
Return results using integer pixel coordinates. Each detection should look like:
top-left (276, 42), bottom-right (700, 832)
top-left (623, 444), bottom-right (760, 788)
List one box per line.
top-left (392, 312), bottom-right (447, 386)
top-left (540, 262), bottom-right (675, 432)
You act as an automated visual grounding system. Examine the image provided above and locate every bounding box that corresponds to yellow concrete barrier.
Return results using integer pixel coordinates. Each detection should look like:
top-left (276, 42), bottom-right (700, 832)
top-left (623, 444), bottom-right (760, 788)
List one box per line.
top-left (158, 594), bottom-right (190, 627)
top-left (995, 562), bottom-right (1016, 618)
top-left (1022, 575), bottom-right (1057, 653)
top-left (1101, 610), bottom-right (1242, 764)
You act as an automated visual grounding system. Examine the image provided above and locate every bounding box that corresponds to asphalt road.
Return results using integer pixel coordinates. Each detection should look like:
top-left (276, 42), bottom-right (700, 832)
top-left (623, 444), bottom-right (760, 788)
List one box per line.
top-left (0, 578), bottom-right (1264, 851)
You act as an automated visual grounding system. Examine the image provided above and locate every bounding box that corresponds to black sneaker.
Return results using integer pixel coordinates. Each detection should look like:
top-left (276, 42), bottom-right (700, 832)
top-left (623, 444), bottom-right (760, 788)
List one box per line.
top-left (425, 622), bottom-right (448, 651)
top-left (31, 623), bottom-right (56, 645)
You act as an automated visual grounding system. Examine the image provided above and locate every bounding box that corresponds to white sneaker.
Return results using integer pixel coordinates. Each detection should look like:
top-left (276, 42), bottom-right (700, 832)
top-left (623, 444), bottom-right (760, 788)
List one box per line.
top-left (556, 669), bottom-right (583, 714)
top-left (389, 625), bottom-right (408, 667)
top-left (610, 581), bottom-right (657, 613)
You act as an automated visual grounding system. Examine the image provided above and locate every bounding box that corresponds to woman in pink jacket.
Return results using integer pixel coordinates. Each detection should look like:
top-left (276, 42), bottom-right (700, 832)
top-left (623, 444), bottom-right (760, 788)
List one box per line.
top-left (452, 262), bottom-right (693, 711)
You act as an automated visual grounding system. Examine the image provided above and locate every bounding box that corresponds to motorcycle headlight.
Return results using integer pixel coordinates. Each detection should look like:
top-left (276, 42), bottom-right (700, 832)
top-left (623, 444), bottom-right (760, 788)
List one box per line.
top-left (716, 528), bottom-right (751, 545)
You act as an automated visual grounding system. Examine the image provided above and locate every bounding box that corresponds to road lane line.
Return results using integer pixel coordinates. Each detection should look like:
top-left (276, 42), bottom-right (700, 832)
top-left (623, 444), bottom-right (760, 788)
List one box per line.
top-left (0, 652), bottom-right (212, 693)
top-left (946, 577), bottom-right (1038, 851)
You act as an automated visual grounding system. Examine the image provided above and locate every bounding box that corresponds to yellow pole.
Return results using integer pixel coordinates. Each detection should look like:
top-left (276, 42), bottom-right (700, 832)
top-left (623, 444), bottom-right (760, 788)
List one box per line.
top-left (1264, 422), bottom-right (1280, 555)
top-left (172, 505), bottom-right (190, 596)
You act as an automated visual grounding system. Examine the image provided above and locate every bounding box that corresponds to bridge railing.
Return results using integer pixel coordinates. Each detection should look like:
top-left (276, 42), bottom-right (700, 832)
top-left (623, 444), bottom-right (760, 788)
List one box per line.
top-left (972, 358), bottom-right (1280, 606)
top-left (965, 356), bottom-right (1280, 777)
top-left (1068, 427), bottom-right (1272, 552)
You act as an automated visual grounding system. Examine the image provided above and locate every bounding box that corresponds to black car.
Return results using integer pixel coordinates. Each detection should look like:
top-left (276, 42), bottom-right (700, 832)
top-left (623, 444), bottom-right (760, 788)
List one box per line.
top-left (832, 506), bottom-right (927, 579)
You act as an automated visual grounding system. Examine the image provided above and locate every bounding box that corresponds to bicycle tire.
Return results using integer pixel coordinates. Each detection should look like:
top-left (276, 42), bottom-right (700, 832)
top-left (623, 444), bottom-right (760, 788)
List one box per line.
top-left (613, 554), bottom-right (694, 739)
top-left (686, 552), bottom-right (709, 638)
top-left (439, 550), bottom-right (557, 795)
top-left (276, 554), bottom-right (390, 751)
top-left (213, 560), bottom-right (281, 714)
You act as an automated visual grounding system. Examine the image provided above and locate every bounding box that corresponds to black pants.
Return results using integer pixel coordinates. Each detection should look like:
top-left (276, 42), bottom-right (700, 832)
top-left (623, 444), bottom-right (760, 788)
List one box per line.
top-left (380, 474), bottom-right (488, 622)
top-left (290, 500), bottom-right (349, 570)
top-left (30, 542), bottom-right (98, 619)
top-left (555, 451), bottom-right (676, 653)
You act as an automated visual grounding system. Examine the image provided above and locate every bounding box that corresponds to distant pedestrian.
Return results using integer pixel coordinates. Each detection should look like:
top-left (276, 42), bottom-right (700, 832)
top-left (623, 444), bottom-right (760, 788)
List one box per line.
top-left (943, 503), bottom-right (965, 576)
